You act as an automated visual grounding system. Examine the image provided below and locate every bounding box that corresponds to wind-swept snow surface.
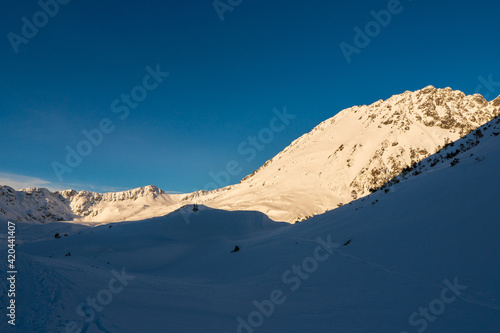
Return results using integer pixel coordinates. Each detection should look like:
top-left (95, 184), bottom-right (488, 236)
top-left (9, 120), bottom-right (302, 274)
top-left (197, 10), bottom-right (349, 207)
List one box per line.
top-left (1, 115), bottom-right (499, 332)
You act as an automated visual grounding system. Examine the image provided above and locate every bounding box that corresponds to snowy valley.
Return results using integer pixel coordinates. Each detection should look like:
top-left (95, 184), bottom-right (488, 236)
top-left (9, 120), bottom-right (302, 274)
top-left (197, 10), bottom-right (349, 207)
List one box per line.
top-left (1, 87), bottom-right (500, 332)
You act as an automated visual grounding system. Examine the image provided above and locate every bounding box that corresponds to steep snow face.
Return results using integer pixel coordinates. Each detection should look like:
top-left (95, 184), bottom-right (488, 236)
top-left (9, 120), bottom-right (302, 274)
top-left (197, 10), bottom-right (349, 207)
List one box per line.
top-left (58, 185), bottom-right (182, 223)
top-left (0, 186), bottom-right (74, 223)
top-left (191, 86), bottom-right (500, 222)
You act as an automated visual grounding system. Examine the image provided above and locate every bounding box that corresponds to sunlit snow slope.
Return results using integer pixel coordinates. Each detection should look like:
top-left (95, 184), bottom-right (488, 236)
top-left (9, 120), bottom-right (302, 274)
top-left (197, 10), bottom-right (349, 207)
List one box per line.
top-left (0, 185), bottom-right (184, 225)
top-left (1, 87), bottom-right (498, 225)
top-left (193, 87), bottom-right (500, 222)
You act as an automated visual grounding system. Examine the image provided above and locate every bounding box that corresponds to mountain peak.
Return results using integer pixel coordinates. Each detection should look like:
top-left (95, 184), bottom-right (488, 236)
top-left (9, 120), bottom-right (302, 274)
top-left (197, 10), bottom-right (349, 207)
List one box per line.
top-left (420, 85), bottom-right (437, 94)
top-left (353, 86), bottom-right (496, 136)
top-left (192, 86), bottom-right (500, 222)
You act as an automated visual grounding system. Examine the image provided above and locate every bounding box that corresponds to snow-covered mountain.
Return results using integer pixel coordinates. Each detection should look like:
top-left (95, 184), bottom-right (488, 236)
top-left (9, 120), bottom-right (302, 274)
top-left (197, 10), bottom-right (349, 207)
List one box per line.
top-left (2, 104), bottom-right (499, 332)
top-left (0, 186), bottom-right (75, 223)
top-left (189, 86), bottom-right (500, 222)
top-left (1, 86), bottom-right (498, 224)
top-left (0, 185), bottom-right (183, 224)
top-left (59, 185), bottom-right (182, 223)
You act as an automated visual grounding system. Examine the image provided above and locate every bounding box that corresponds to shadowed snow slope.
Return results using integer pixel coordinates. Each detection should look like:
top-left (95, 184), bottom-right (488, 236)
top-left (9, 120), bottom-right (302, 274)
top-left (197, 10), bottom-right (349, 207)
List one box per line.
top-left (1, 118), bottom-right (499, 332)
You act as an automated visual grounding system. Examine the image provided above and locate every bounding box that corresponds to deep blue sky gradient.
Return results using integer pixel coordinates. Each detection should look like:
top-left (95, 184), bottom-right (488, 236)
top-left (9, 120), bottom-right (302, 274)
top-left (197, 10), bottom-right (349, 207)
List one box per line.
top-left (1, 0), bottom-right (499, 192)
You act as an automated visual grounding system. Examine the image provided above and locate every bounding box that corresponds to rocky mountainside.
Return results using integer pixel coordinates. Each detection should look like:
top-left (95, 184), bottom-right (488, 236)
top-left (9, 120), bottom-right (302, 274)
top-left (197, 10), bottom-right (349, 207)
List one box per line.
top-left (377, 106), bottom-right (500, 193)
top-left (1, 86), bottom-right (498, 224)
top-left (0, 186), bottom-right (74, 223)
top-left (188, 86), bottom-right (500, 222)
top-left (0, 185), bottom-right (182, 224)
top-left (59, 185), bottom-right (173, 219)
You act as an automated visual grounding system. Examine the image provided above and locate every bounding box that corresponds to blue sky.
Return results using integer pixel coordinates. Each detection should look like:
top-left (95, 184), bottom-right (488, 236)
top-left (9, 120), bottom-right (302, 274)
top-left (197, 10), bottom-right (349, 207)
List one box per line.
top-left (1, 0), bottom-right (499, 193)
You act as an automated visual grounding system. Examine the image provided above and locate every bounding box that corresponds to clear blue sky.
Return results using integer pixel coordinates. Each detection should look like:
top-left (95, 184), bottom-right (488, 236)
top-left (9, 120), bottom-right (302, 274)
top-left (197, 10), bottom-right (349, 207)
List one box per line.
top-left (1, 0), bottom-right (499, 193)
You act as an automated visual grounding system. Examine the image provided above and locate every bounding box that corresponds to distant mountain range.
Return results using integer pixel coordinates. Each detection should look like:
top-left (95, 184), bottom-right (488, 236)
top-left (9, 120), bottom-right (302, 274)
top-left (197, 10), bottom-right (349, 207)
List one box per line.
top-left (1, 86), bottom-right (499, 224)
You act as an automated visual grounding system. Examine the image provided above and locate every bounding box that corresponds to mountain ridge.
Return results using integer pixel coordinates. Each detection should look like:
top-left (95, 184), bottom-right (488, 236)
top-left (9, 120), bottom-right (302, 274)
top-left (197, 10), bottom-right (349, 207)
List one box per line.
top-left (1, 86), bottom-right (499, 224)
top-left (190, 86), bottom-right (500, 222)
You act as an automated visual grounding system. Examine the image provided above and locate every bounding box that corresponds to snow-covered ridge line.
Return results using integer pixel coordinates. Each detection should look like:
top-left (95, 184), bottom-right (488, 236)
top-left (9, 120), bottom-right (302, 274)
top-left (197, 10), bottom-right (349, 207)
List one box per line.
top-left (59, 185), bottom-right (165, 203)
top-left (0, 185), bottom-right (174, 224)
top-left (193, 86), bottom-right (500, 222)
top-left (0, 186), bottom-right (74, 223)
top-left (1, 86), bottom-right (499, 224)
top-left (238, 86), bottom-right (499, 183)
